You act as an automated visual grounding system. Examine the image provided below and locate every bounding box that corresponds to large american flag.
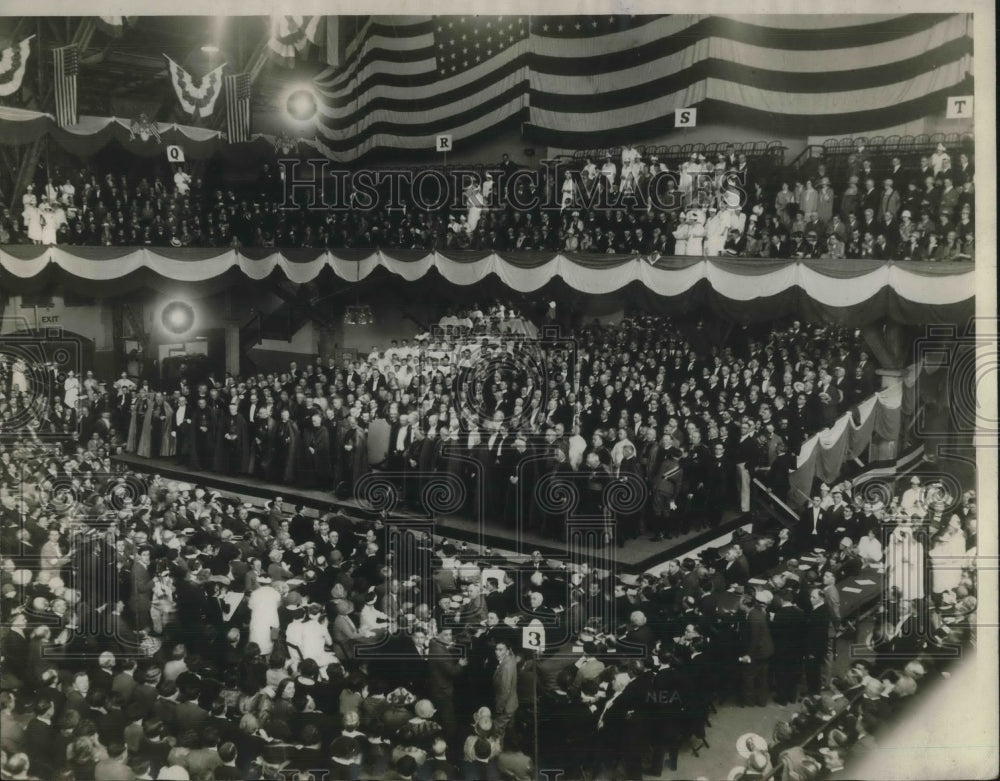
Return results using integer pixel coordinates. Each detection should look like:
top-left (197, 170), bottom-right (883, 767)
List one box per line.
top-left (53, 44), bottom-right (79, 128)
top-left (306, 14), bottom-right (973, 161)
top-left (225, 72), bottom-right (252, 143)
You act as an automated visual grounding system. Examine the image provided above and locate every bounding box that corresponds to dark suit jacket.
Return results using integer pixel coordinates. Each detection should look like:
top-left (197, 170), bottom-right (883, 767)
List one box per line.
top-left (426, 638), bottom-right (463, 698)
top-left (722, 556), bottom-right (750, 585)
top-left (742, 606), bottom-right (775, 661)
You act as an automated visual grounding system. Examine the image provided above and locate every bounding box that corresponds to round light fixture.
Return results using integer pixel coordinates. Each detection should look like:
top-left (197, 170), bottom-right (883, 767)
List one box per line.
top-left (161, 301), bottom-right (195, 335)
top-left (286, 89), bottom-right (317, 122)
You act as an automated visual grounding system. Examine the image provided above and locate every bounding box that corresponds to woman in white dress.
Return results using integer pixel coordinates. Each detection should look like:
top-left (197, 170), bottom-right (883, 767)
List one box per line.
top-left (294, 603), bottom-right (339, 668)
top-left (63, 371), bottom-right (80, 410)
top-left (704, 207), bottom-right (728, 257)
top-left (465, 183), bottom-right (483, 232)
top-left (886, 524), bottom-right (925, 602)
top-left (39, 202), bottom-right (58, 245)
top-left (248, 583), bottom-right (283, 656)
top-left (24, 202), bottom-right (41, 244)
top-left (559, 171), bottom-right (575, 212)
top-left (672, 211), bottom-right (689, 256)
top-left (11, 359), bottom-right (29, 395)
top-left (686, 209), bottom-right (706, 257)
top-left (928, 517), bottom-right (967, 594)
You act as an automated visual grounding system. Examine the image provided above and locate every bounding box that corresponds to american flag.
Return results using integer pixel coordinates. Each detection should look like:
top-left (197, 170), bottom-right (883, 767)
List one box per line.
top-left (53, 44), bottom-right (79, 128)
top-left (307, 14), bottom-right (973, 161)
top-left (225, 72), bottom-right (252, 144)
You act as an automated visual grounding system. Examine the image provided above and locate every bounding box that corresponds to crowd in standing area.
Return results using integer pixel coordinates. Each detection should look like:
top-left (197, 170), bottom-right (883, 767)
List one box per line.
top-left (0, 418), bottom-right (978, 780)
top-left (4, 307), bottom-right (874, 547)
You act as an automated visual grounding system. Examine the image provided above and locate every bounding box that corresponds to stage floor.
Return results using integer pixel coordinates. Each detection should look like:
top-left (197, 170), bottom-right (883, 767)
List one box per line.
top-left (112, 454), bottom-right (746, 573)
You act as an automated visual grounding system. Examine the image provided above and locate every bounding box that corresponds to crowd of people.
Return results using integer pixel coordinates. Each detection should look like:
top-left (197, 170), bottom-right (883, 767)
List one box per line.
top-left (0, 378), bottom-right (979, 780)
top-left (0, 139), bottom-right (974, 261)
top-left (3, 304), bottom-right (877, 547)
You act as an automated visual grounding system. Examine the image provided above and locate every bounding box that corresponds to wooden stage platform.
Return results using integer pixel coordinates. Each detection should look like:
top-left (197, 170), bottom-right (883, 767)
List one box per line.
top-left (112, 454), bottom-right (747, 574)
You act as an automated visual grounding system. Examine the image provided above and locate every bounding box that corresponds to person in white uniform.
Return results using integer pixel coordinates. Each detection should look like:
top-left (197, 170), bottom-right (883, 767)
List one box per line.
top-left (63, 371), bottom-right (81, 410)
top-left (686, 209), bottom-right (706, 257)
top-left (248, 582), bottom-right (283, 656)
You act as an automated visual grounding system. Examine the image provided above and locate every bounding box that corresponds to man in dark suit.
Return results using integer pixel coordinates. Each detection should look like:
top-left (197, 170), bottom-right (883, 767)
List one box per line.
top-left (738, 593), bottom-right (775, 706)
top-left (426, 628), bottom-right (466, 738)
top-left (500, 435), bottom-right (529, 530)
top-left (22, 695), bottom-right (57, 778)
top-left (594, 673), bottom-right (644, 779)
top-left (796, 496), bottom-right (826, 553)
top-left (803, 587), bottom-right (832, 695)
top-left (721, 544), bottom-right (750, 586)
top-left (769, 590), bottom-right (805, 704)
top-left (704, 442), bottom-right (733, 527)
top-left (127, 546), bottom-right (153, 632)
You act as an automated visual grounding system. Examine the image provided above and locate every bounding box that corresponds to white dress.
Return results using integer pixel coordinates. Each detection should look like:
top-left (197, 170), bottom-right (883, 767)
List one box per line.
top-left (11, 360), bottom-right (28, 394)
top-left (465, 187), bottom-right (483, 232)
top-left (24, 204), bottom-right (42, 243)
top-left (705, 214), bottom-right (727, 256)
top-left (886, 529), bottom-right (925, 602)
top-left (561, 179), bottom-right (575, 210)
top-left (248, 585), bottom-right (282, 656)
top-left (64, 376), bottom-right (80, 409)
top-left (296, 618), bottom-right (339, 667)
top-left (40, 207), bottom-right (58, 245)
top-left (672, 223), bottom-right (689, 256)
top-left (687, 221), bottom-right (705, 257)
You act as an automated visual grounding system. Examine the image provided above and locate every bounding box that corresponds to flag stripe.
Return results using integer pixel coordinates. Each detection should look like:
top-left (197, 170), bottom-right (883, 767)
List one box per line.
top-left (53, 45), bottom-right (78, 128)
top-left (525, 78), bottom-right (974, 149)
top-left (315, 73), bottom-right (528, 147)
top-left (312, 30), bottom-right (969, 129)
top-left (315, 17), bottom-right (434, 90)
top-left (530, 59), bottom-right (970, 136)
top-left (532, 14), bottom-right (954, 73)
top-left (531, 15), bottom-right (969, 93)
top-left (225, 73), bottom-right (251, 143)
top-left (315, 40), bottom-right (528, 126)
top-left (311, 98), bottom-right (527, 160)
top-left (297, 13), bottom-right (972, 161)
top-left (314, 13), bottom-right (963, 111)
top-left (530, 38), bottom-right (973, 114)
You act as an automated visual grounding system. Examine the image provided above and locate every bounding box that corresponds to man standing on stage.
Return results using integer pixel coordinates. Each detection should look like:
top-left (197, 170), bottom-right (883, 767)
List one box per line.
top-left (189, 396), bottom-right (216, 471)
top-left (214, 401), bottom-right (250, 475)
top-left (172, 396), bottom-right (190, 465)
top-left (300, 410), bottom-right (332, 489)
top-left (651, 447), bottom-right (684, 541)
top-left (276, 408), bottom-right (300, 484)
top-left (250, 406), bottom-right (278, 480)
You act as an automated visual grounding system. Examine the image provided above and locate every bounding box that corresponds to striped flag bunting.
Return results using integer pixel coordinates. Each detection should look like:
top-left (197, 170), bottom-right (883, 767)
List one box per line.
top-left (165, 56), bottom-right (227, 118)
top-left (268, 16), bottom-right (325, 68)
top-left (53, 44), bottom-right (79, 128)
top-left (225, 72), bottom-right (252, 143)
top-left (303, 13), bottom-right (972, 161)
top-left (0, 36), bottom-right (33, 98)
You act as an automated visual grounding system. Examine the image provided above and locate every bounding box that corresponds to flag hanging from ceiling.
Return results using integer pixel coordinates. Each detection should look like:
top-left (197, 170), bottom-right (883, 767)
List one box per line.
top-left (268, 16), bottom-right (325, 68)
top-left (0, 36), bottom-right (34, 98)
top-left (165, 56), bottom-right (227, 118)
top-left (310, 15), bottom-right (530, 161)
top-left (225, 72), bottom-right (252, 143)
top-left (53, 44), bottom-right (79, 128)
top-left (305, 13), bottom-right (972, 160)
